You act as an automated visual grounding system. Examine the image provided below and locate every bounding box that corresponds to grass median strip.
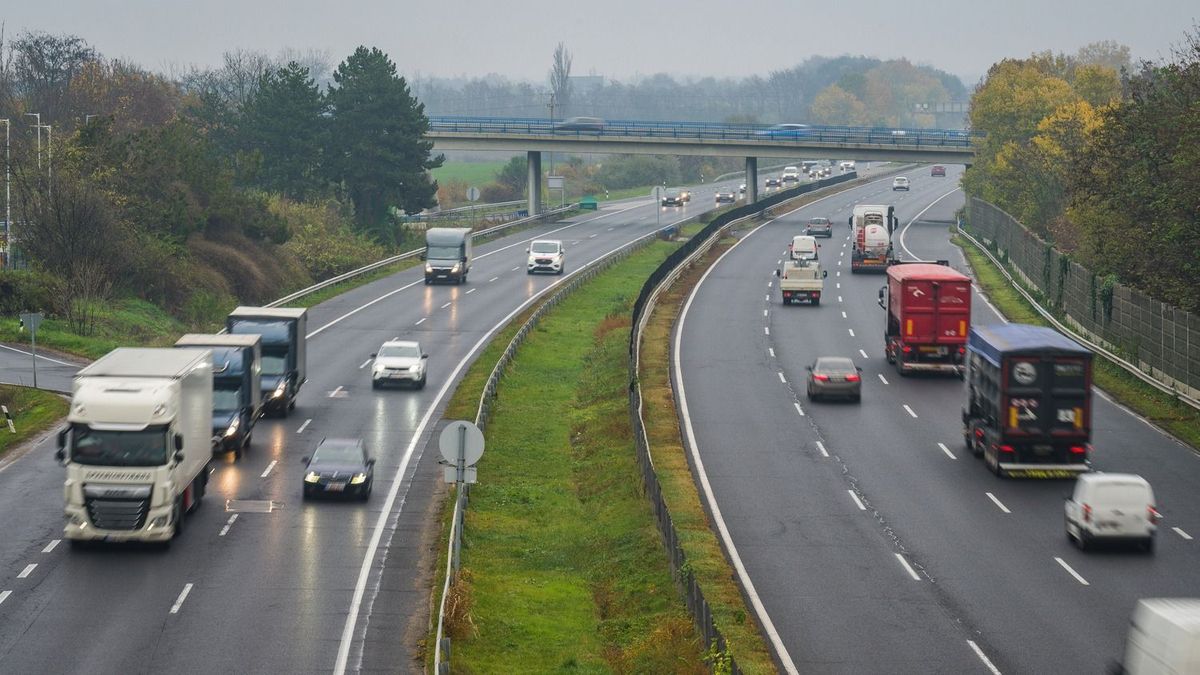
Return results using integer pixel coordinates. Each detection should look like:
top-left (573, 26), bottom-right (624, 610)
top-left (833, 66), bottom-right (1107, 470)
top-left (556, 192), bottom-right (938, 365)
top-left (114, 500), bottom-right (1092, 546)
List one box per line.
top-left (955, 235), bottom-right (1200, 451)
top-left (441, 241), bottom-right (712, 673)
top-left (0, 385), bottom-right (68, 458)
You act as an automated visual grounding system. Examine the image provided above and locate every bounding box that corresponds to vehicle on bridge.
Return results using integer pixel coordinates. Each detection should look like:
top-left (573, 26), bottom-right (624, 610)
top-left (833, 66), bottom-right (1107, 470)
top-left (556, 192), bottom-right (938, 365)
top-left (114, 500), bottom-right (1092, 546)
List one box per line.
top-left (878, 262), bottom-right (971, 376)
top-left (756, 123), bottom-right (811, 138)
top-left (423, 227), bottom-right (473, 284)
top-left (57, 348), bottom-right (213, 546)
top-left (962, 324), bottom-right (1093, 478)
top-left (849, 204), bottom-right (897, 272)
top-left (776, 259), bottom-right (827, 305)
top-left (174, 333), bottom-right (263, 458)
top-left (227, 306), bottom-right (308, 417)
top-left (553, 116), bottom-right (605, 132)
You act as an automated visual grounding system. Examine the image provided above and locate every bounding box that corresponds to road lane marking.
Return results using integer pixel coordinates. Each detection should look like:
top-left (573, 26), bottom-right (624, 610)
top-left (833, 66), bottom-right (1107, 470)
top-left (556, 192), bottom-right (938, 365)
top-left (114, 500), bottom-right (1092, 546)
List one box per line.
top-left (260, 460), bottom-right (278, 479)
top-left (17, 564), bottom-right (36, 579)
top-left (415, 317), bottom-right (426, 325)
top-left (489, 276), bottom-right (499, 283)
top-left (358, 359), bottom-right (372, 369)
top-left (859, 349), bottom-right (869, 359)
top-left (764, 327), bottom-right (770, 335)
top-left (878, 374), bottom-right (890, 385)
top-left (836, 282), bottom-right (840, 289)
top-left (793, 402), bottom-right (805, 417)
top-left (328, 386), bottom-right (344, 398)
top-left (894, 553), bottom-right (921, 580)
top-left (986, 492), bottom-right (1011, 514)
top-left (297, 418), bottom-right (312, 434)
top-left (768, 347), bottom-right (775, 357)
top-left (767, 281), bottom-right (772, 288)
top-left (836, 271), bottom-right (840, 277)
top-left (1173, 527), bottom-right (1192, 540)
top-left (903, 404), bottom-right (918, 418)
top-left (899, 187), bottom-right (962, 260)
top-left (967, 641), bottom-right (1002, 675)
top-left (169, 583), bottom-right (194, 614)
top-left (589, 233), bottom-right (598, 238)
top-left (1054, 557), bottom-right (1089, 585)
top-left (42, 540), bottom-right (60, 554)
top-left (848, 490), bottom-right (866, 510)
top-left (607, 227), bottom-right (614, 231)
top-left (0, 343), bottom-right (76, 366)
top-left (466, 288), bottom-right (476, 294)
top-left (511, 267), bottom-right (519, 271)
top-left (777, 372), bottom-right (786, 384)
top-left (765, 294), bottom-right (770, 301)
top-left (841, 311), bottom-right (847, 318)
top-left (838, 296), bottom-right (843, 303)
top-left (440, 302), bottom-right (452, 309)
top-left (815, 441), bottom-right (828, 457)
top-left (847, 328), bottom-right (855, 337)
top-left (763, 309), bottom-right (768, 317)
top-left (938, 443), bottom-right (957, 460)
top-left (777, 259), bottom-right (782, 265)
top-left (218, 514), bottom-right (239, 537)
top-left (0, 590), bottom-right (10, 605)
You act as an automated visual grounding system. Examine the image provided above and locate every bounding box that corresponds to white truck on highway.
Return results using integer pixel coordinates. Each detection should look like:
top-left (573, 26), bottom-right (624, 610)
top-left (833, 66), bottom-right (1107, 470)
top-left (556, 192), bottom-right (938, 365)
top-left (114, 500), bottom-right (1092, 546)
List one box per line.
top-left (781, 166), bottom-right (801, 183)
top-left (56, 348), bottom-right (213, 546)
top-left (850, 204), bottom-right (897, 273)
top-left (776, 259), bottom-right (828, 305)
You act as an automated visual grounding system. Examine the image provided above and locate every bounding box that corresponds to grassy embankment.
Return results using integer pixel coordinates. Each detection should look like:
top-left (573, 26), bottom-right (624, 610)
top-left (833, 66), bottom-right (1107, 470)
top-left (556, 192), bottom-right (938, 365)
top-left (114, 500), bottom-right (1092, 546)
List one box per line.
top-left (955, 236), bottom-right (1200, 450)
top-left (0, 385), bottom-right (68, 458)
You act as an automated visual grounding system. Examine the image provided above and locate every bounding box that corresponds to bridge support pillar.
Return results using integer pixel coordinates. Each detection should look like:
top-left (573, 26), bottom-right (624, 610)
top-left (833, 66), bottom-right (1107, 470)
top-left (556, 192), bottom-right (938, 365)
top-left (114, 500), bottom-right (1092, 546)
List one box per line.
top-left (527, 151), bottom-right (542, 215)
top-left (745, 157), bottom-right (759, 203)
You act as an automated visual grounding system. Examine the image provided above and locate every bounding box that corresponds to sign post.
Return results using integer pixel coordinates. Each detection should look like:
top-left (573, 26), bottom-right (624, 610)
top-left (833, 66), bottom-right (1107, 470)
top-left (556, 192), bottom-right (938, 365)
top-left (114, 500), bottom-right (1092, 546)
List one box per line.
top-left (651, 185), bottom-right (667, 230)
top-left (19, 312), bottom-right (42, 388)
top-left (439, 420), bottom-right (485, 486)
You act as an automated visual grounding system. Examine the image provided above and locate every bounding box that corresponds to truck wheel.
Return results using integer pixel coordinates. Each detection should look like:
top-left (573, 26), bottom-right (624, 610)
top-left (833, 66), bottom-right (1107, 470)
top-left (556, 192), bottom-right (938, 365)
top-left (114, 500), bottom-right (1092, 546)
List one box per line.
top-left (812, 298), bottom-right (820, 306)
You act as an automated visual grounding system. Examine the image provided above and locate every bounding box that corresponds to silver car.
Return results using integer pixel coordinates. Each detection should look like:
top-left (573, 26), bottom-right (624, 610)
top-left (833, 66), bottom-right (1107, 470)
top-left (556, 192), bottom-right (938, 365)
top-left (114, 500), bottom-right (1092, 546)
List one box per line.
top-left (371, 340), bottom-right (428, 389)
top-left (806, 357), bottom-right (863, 402)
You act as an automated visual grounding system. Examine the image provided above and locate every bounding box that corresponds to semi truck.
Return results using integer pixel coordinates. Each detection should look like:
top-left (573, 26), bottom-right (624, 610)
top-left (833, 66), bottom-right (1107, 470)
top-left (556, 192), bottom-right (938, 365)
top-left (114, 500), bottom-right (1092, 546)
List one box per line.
top-left (962, 324), bottom-right (1094, 478)
top-left (424, 227), bottom-right (473, 284)
top-left (849, 204), bottom-right (897, 273)
top-left (175, 333), bottom-right (262, 457)
top-left (227, 307), bottom-right (307, 417)
top-left (878, 262), bottom-right (972, 375)
top-left (56, 348), bottom-right (213, 545)
top-left (776, 259), bottom-right (827, 305)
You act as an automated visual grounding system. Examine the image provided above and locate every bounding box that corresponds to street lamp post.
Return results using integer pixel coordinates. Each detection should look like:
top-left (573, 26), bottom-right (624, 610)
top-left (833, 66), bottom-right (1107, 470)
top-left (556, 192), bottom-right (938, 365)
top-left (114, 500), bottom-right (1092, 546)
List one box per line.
top-left (36, 125), bottom-right (52, 202)
top-left (1, 119), bottom-right (8, 269)
top-left (24, 113), bottom-right (41, 169)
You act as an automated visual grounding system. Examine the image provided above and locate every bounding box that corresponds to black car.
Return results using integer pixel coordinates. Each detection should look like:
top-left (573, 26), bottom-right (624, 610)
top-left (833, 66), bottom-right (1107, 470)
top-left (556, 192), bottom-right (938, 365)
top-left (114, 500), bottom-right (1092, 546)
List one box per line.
top-left (303, 438), bottom-right (374, 500)
top-left (806, 217), bottom-right (833, 237)
top-left (661, 189), bottom-right (685, 206)
top-left (765, 177), bottom-right (782, 187)
top-left (715, 187), bottom-right (737, 203)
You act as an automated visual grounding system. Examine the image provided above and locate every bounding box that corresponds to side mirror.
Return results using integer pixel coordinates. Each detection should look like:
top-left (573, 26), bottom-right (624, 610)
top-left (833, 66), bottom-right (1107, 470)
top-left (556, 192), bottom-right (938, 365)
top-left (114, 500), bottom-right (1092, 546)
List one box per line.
top-left (419, 253), bottom-right (426, 261)
top-left (822, 270), bottom-right (828, 278)
top-left (301, 456), bottom-right (311, 464)
top-left (422, 353), bottom-right (429, 359)
top-left (526, 247), bottom-right (531, 253)
top-left (877, 287), bottom-right (886, 308)
top-left (57, 427), bottom-right (68, 450)
top-left (174, 434), bottom-right (184, 451)
top-left (173, 450), bottom-right (184, 464)
top-left (55, 448), bottom-right (66, 463)
top-left (805, 365), bottom-right (813, 371)
top-left (370, 353), bottom-right (377, 359)
top-left (367, 458), bottom-right (376, 467)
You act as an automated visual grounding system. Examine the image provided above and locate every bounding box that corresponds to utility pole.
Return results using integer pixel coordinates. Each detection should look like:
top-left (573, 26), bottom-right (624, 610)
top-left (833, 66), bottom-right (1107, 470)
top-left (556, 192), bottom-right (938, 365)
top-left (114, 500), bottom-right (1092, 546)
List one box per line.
top-left (38, 125), bottom-right (52, 202)
top-left (24, 113), bottom-right (41, 169)
top-left (1, 119), bottom-right (9, 269)
top-left (546, 92), bottom-right (556, 201)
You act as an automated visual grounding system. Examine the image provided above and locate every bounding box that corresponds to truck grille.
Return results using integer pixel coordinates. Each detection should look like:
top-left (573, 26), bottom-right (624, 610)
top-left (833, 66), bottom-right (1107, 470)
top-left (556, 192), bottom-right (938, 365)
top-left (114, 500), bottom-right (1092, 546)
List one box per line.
top-left (83, 484), bottom-right (152, 531)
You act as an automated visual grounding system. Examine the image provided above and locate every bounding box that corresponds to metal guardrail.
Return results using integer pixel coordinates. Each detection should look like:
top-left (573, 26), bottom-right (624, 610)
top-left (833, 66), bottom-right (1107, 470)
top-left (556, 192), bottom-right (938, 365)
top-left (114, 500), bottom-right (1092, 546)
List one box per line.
top-left (957, 224), bottom-right (1200, 412)
top-left (429, 115), bottom-right (981, 149)
top-left (263, 205), bottom-right (574, 309)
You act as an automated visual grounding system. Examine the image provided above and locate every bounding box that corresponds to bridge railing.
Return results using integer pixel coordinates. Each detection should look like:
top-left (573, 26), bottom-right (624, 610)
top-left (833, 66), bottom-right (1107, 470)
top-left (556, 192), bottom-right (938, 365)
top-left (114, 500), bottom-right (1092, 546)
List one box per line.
top-left (428, 116), bottom-right (982, 148)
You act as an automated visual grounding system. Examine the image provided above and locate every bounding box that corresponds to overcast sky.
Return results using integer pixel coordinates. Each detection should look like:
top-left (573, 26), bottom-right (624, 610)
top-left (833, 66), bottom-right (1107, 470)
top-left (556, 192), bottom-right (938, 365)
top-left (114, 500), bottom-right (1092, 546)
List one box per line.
top-left (5, 0), bottom-right (1196, 87)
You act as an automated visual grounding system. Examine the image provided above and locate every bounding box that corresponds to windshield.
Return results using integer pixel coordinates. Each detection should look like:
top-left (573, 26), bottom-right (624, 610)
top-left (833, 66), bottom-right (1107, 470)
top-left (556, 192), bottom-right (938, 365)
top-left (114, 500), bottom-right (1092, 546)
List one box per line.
top-left (378, 344), bottom-right (421, 359)
top-left (213, 387), bottom-right (242, 412)
top-left (426, 245), bottom-right (461, 260)
top-left (210, 347), bottom-right (245, 376)
top-left (531, 242), bottom-right (559, 254)
top-left (313, 443), bottom-right (363, 465)
top-left (229, 319), bottom-right (291, 345)
top-left (261, 353), bottom-right (288, 376)
top-left (70, 424), bottom-right (169, 467)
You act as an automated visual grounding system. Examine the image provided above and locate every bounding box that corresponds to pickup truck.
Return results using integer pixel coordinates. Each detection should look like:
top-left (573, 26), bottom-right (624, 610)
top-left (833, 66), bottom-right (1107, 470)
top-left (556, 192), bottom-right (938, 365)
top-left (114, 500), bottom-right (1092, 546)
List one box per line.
top-left (776, 260), bottom-right (827, 305)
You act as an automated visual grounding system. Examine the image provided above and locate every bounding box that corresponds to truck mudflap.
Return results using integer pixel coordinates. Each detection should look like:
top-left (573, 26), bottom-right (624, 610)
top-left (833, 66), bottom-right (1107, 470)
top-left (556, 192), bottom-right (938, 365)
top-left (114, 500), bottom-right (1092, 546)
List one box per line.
top-left (998, 463), bottom-right (1090, 479)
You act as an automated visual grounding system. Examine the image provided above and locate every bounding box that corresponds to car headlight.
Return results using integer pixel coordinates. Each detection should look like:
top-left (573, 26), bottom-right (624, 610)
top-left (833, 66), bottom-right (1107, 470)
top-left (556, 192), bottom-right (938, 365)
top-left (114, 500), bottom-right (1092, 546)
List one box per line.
top-left (451, 262), bottom-right (461, 273)
top-left (224, 418), bottom-right (240, 438)
top-left (373, 362), bottom-right (385, 374)
top-left (272, 380), bottom-right (287, 398)
top-left (409, 363), bottom-right (421, 372)
top-left (349, 473), bottom-right (367, 485)
top-left (425, 263), bottom-right (433, 273)
top-left (149, 515), bottom-right (170, 529)
top-left (304, 472), bottom-right (321, 483)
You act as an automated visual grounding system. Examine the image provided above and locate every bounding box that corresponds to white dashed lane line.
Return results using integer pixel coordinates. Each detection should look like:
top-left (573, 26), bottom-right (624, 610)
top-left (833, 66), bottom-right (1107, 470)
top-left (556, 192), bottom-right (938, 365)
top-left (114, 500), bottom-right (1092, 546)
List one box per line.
top-left (986, 492), bottom-right (1011, 514)
top-left (967, 641), bottom-right (1002, 675)
top-left (0, 590), bottom-right (10, 605)
top-left (297, 418), bottom-right (313, 434)
top-left (511, 267), bottom-right (519, 272)
top-left (466, 288), bottom-right (476, 294)
top-left (838, 296), bottom-right (843, 303)
top-left (793, 402), bottom-right (805, 417)
top-left (859, 349), bottom-right (869, 359)
top-left (17, 564), bottom-right (36, 579)
top-left (1174, 527), bottom-right (1193, 540)
top-left (764, 327), bottom-right (770, 335)
top-left (841, 311), bottom-right (847, 319)
top-left (358, 359), bottom-right (371, 369)
top-left (1055, 557), bottom-right (1090, 586)
top-left (260, 460), bottom-right (278, 479)
top-left (878, 374), bottom-right (890, 385)
top-left (777, 372), bottom-right (787, 384)
top-left (489, 276), bottom-right (499, 283)
top-left (440, 302), bottom-right (452, 309)
top-left (894, 554), bottom-right (921, 581)
top-left (764, 309), bottom-right (768, 317)
top-left (903, 404), bottom-right (919, 418)
top-left (219, 514), bottom-right (239, 537)
top-left (848, 329), bottom-right (855, 337)
top-left (169, 583), bottom-right (194, 614)
top-left (848, 490), bottom-right (866, 511)
top-left (328, 386), bottom-right (344, 398)
top-left (768, 347), bottom-right (775, 358)
top-left (415, 317), bottom-right (426, 325)
top-left (938, 443), bottom-right (957, 460)
top-left (42, 540), bottom-right (60, 554)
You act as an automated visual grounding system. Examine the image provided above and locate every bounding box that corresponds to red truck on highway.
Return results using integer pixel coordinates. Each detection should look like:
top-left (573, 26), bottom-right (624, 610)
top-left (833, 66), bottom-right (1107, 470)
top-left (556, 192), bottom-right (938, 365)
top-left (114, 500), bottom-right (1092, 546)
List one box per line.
top-left (877, 262), bottom-right (972, 375)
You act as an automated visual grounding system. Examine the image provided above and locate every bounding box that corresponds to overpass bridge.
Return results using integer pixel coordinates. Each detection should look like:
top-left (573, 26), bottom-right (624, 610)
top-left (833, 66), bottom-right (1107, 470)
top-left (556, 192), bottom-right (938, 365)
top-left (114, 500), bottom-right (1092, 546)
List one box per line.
top-left (426, 116), bottom-right (979, 212)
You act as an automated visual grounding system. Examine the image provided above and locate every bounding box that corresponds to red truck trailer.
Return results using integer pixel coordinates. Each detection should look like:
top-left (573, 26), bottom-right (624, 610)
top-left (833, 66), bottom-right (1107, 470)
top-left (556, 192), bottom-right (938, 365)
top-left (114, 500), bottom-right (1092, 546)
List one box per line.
top-left (878, 262), bottom-right (972, 375)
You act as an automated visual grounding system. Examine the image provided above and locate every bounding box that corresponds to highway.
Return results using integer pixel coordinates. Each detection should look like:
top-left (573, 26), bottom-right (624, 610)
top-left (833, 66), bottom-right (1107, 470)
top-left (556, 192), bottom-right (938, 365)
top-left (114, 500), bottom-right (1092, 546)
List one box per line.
top-left (0, 170), bottom-right (834, 673)
top-left (674, 166), bottom-right (1200, 673)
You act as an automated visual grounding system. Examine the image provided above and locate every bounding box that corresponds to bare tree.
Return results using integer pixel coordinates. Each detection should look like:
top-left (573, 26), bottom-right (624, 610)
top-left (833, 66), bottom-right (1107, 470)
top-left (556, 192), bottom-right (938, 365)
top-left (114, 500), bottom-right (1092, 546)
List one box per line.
top-left (549, 42), bottom-right (572, 118)
top-left (10, 30), bottom-right (98, 120)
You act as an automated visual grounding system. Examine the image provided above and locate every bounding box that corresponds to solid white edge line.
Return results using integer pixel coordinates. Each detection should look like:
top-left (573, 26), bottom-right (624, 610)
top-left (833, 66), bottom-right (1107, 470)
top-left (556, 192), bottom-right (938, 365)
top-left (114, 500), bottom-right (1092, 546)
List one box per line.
top-left (967, 640), bottom-right (1003, 675)
top-left (169, 582), bottom-right (194, 614)
top-left (898, 187), bottom-right (962, 261)
top-left (1054, 557), bottom-right (1090, 585)
top-left (0, 343), bottom-right (76, 366)
top-left (764, 326), bottom-right (770, 335)
top-left (0, 590), bottom-right (10, 605)
top-left (903, 404), bottom-right (918, 418)
top-left (488, 276), bottom-right (499, 283)
top-left (777, 372), bottom-right (786, 384)
top-left (768, 347), bottom-right (775, 358)
top-left (985, 492), bottom-right (1011, 514)
top-left (42, 539), bottom-right (60, 554)
top-left (1172, 527), bottom-right (1192, 540)
top-left (848, 328), bottom-right (855, 337)
top-left (937, 442), bottom-right (957, 460)
top-left (815, 441), bottom-right (828, 457)
top-left (415, 317), bottom-right (426, 325)
top-left (465, 288), bottom-right (476, 294)
top-left (340, 231), bottom-right (668, 674)
top-left (894, 553), bottom-right (921, 580)
top-left (848, 490), bottom-right (866, 511)
top-left (17, 564), bottom-right (36, 579)
top-left (260, 460), bottom-right (278, 479)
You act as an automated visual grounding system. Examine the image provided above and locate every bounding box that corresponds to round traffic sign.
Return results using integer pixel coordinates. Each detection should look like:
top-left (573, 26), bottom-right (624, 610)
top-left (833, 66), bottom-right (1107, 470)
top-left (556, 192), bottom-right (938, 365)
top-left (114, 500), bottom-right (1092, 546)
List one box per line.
top-left (439, 420), bottom-right (485, 466)
top-left (467, 186), bottom-right (481, 202)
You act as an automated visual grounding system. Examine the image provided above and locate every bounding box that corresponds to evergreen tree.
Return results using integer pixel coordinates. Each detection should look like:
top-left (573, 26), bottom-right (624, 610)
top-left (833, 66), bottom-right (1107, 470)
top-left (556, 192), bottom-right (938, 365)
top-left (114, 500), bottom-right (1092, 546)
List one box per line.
top-left (240, 61), bottom-right (329, 200)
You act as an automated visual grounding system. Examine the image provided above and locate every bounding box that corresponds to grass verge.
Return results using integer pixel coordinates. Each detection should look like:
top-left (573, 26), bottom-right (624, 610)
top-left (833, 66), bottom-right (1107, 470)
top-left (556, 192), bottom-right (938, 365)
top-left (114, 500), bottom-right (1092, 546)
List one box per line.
top-left (0, 298), bottom-right (192, 361)
top-left (432, 161), bottom-right (508, 188)
top-left (441, 241), bottom-right (714, 673)
top-left (0, 385), bottom-right (68, 458)
top-left (955, 235), bottom-right (1200, 450)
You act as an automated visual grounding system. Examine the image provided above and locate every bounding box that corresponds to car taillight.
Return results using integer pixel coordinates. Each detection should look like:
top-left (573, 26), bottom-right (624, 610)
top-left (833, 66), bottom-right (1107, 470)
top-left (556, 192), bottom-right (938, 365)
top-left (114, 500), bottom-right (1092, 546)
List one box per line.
top-left (901, 345), bottom-right (912, 353)
top-left (1082, 504), bottom-right (1092, 523)
top-left (974, 429), bottom-right (984, 438)
top-left (957, 346), bottom-right (966, 355)
top-left (845, 374), bottom-right (860, 382)
top-left (813, 374), bottom-right (830, 382)
top-left (1069, 445), bottom-right (1087, 455)
top-left (999, 444), bottom-right (1015, 453)
top-left (1148, 506), bottom-right (1161, 524)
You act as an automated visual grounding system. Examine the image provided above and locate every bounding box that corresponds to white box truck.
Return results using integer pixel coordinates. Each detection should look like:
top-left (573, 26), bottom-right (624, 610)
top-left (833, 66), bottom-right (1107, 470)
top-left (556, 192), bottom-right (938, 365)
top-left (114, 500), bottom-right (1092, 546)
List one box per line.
top-left (56, 348), bottom-right (213, 545)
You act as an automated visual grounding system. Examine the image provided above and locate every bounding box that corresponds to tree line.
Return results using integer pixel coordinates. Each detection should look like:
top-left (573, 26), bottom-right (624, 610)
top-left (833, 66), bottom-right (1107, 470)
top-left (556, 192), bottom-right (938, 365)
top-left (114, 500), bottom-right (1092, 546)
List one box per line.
top-left (964, 36), bottom-right (1200, 312)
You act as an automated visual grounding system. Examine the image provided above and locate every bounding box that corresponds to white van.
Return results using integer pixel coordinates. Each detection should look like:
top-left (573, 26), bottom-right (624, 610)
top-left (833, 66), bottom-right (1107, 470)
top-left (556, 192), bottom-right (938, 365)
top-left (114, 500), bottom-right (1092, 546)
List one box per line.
top-left (1064, 473), bottom-right (1159, 552)
top-left (1118, 599), bottom-right (1200, 674)
top-left (781, 166), bottom-right (801, 182)
top-left (789, 235), bottom-right (819, 262)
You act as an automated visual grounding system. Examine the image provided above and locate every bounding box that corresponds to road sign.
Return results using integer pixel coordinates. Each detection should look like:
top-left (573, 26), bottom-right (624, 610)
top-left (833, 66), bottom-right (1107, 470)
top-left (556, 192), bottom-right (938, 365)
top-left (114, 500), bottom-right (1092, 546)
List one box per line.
top-left (466, 186), bottom-right (481, 202)
top-left (651, 186), bottom-right (666, 200)
top-left (19, 312), bottom-right (42, 334)
top-left (439, 420), bottom-right (484, 484)
top-left (547, 175), bottom-right (565, 190)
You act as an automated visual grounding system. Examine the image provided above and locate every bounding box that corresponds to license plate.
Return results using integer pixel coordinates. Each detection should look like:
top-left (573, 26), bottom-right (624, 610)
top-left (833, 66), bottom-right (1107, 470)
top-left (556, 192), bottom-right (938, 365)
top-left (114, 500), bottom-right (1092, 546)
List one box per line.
top-left (326, 483), bottom-right (345, 492)
top-left (1033, 444), bottom-right (1053, 455)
